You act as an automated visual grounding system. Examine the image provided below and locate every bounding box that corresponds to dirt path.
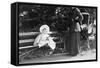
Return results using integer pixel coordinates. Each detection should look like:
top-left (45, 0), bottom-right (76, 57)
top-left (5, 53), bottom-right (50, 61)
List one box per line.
top-left (19, 49), bottom-right (96, 64)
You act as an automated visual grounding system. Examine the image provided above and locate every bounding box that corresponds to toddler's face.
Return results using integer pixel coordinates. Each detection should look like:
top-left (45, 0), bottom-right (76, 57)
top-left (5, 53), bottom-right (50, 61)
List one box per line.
top-left (42, 28), bottom-right (47, 34)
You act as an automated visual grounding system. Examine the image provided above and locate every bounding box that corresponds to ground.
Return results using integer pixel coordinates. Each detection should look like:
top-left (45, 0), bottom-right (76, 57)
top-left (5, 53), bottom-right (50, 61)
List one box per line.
top-left (19, 49), bottom-right (96, 64)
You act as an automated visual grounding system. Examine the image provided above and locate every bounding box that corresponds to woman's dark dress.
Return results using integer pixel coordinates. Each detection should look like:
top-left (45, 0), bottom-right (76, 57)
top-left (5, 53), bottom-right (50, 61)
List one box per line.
top-left (69, 31), bottom-right (80, 56)
top-left (65, 7), bottom-right (83, 56)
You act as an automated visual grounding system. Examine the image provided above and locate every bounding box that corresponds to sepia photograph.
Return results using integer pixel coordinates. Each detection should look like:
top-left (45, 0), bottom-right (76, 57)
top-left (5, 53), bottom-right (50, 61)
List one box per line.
top-left (11, 2), bottom-right (97, 65)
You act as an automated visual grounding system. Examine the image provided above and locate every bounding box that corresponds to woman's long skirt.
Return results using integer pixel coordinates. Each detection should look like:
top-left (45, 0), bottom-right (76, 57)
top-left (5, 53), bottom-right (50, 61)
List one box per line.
top-left (69, 32), bottom-right (80, 56)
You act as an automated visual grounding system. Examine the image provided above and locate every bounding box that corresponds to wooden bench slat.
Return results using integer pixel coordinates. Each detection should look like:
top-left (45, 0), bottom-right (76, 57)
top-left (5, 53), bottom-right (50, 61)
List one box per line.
top-left (19, 31), bottom-right (57, 36)
top-left (19, 41), bottom-right (64, 49)
top-left (19, 39), bottom-right (34, 44)
top-left (19, 37), bottom-right (59, 44)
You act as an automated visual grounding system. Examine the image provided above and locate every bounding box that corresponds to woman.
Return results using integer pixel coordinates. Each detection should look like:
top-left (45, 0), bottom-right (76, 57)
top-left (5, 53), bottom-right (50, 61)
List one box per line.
top-left (68, 7), bottom-right (83, 56)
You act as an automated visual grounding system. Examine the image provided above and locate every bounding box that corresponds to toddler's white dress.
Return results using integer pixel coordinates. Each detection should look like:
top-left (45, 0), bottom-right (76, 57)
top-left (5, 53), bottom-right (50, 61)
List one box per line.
top-left (34, 34), bottom-right (56, 50)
